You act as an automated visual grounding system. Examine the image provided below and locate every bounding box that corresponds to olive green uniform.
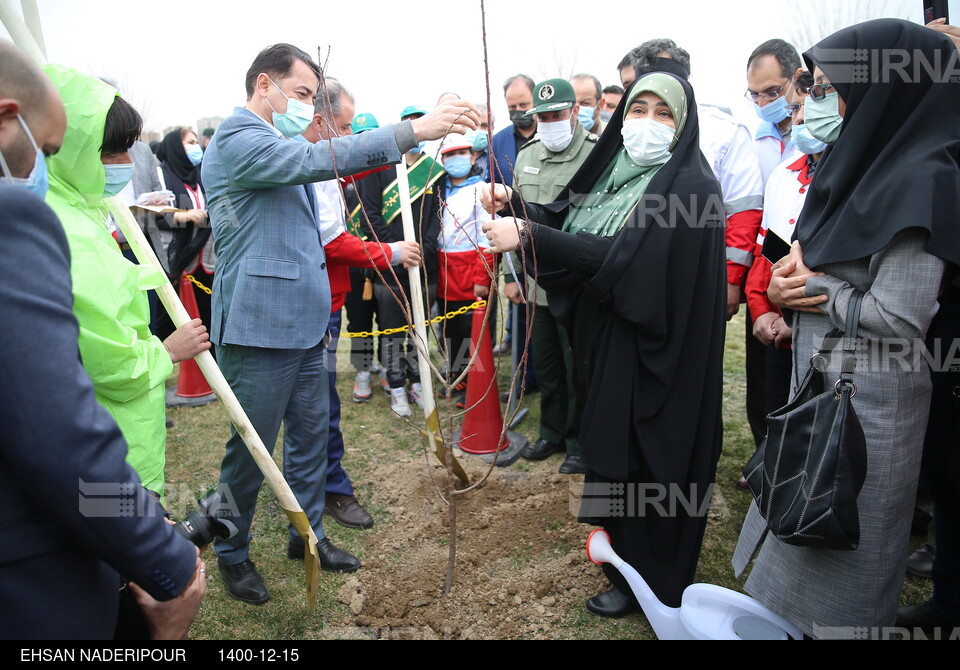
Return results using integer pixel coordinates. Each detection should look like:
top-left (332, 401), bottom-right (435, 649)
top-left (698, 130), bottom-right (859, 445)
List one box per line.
top-left (510, 123), bottom-right (597, 455)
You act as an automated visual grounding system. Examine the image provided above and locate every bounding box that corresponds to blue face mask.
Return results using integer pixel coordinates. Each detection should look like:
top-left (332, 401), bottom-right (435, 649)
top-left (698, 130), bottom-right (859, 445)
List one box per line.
top-left (185, 143), bottom-right (204, 166)
top-left (754, 95), bottom-right (790, 124)
top-left (0, 114), bottom-right (49, 200)
top-left (265, 77), bottom-right (315, 138)
top-left (792, 123), bottom-right (828, 155)
top-left (103, 163), bottom-right (135, 197)
top-left (409, 141), bottom-right (426, 155)
top-left (443, 155), bottom-right (472, 179)
top-left (470, 131), bottom-right (489, 152)
top-left (578, 105), bottom-right (596, 131)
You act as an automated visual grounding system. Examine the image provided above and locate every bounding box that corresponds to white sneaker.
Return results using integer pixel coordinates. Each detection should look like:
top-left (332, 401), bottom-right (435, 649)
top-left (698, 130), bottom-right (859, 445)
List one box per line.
top-left (408, 382), bottom-right (424, 409)
top-left (390, 386), bottom-right (412, 417)
top-left (353, 371), bottom-right (372, 402)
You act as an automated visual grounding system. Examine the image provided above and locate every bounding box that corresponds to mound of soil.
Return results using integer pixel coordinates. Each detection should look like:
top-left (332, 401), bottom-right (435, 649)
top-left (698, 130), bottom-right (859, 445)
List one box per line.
top-left (329, 453), bottom-right (611, 640)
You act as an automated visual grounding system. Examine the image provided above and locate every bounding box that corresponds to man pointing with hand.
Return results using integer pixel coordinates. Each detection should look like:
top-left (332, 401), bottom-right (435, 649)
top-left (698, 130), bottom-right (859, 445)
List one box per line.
top-left (203, 43), bottom-right (478, 604)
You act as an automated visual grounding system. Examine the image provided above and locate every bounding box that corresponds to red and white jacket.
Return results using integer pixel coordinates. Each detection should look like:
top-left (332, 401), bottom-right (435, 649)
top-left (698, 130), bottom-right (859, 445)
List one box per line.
top-left (437, 179), bottom-right (494, 302)
top-left (699, 106), bottom-right (764, 287)
top-left (314, 179), bottom-right (395, 313)
top-left (745, 150), bottom-right (810, 324)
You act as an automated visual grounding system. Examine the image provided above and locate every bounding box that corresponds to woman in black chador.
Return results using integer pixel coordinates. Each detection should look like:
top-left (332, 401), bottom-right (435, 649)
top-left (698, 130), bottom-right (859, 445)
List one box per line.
top-left (483, 68), bottom-right (726, 616)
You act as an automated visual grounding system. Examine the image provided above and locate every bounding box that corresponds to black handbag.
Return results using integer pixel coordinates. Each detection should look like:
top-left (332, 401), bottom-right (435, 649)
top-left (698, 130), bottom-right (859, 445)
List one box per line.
top-left (743, 290), bottom-right (868, 551)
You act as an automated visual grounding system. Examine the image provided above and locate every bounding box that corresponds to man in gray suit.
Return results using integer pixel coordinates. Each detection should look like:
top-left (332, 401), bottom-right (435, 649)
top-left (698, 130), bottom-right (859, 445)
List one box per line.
top-left (203, 43), bottom-right (478, 604)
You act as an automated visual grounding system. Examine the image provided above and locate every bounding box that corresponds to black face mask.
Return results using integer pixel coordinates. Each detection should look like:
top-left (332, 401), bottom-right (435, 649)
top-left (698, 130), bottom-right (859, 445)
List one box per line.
top-left (510, 109), bottom-right (535, 130)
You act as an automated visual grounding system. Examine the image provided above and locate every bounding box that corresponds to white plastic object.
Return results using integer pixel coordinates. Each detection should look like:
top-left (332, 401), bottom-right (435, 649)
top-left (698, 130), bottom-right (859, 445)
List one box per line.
top-left (585, 529), bottom-right (804, 640)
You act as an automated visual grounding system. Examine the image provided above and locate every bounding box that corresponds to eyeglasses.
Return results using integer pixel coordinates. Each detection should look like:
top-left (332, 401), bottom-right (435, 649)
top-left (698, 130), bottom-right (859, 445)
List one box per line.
top-left (808, 82), bottom-right (836, 102)
top-left (744, 81), bottom-right (787, 103)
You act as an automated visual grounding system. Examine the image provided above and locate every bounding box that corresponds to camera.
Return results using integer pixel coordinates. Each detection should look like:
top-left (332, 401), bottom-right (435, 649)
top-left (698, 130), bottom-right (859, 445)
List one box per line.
top-left (173, 491), bottom-right (237, 548)
top-left (115, 491), bottom-right (237, 640)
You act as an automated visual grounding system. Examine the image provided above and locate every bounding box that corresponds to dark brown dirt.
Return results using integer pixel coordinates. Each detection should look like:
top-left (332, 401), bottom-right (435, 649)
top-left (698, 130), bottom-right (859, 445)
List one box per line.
top-left (329, 453), bottom-right (610, 640)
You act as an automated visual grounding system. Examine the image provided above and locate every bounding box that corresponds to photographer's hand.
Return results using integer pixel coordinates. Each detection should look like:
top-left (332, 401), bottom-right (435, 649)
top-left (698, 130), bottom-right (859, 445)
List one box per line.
top-left (129, 550), bottom-right (206, 640)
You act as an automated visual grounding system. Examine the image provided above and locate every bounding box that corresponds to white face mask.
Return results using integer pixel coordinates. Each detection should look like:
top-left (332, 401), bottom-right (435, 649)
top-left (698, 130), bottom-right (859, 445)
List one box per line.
top-left (621, 118), bottom-right (676, 167)
top-left (537, 118), bottom-right (574, 153)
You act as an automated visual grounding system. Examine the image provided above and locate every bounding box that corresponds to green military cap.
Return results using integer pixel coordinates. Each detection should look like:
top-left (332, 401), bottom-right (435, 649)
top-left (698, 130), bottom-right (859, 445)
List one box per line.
top-left (399, 105), bottom-right (428, 120)
top-left (351, 112), bottom-right (380, 134)
top-left (525, 78), bottom-right (576, 116)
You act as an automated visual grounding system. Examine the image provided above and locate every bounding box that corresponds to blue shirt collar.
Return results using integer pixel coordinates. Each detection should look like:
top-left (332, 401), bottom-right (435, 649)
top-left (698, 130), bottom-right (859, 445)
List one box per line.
top-left (446, 173), bottom-right (483, 194)
top-left (755, 120), bottom-right (783, 141)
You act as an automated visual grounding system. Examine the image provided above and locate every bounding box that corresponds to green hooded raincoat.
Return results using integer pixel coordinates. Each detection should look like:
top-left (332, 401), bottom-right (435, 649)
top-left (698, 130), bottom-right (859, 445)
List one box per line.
top-left (42, 65), bottom-right (172, 496)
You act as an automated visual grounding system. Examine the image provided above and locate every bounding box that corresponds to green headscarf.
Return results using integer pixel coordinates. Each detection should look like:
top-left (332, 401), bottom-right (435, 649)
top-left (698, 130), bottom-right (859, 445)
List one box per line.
top-left (563, 73), bottom-right (688, 237)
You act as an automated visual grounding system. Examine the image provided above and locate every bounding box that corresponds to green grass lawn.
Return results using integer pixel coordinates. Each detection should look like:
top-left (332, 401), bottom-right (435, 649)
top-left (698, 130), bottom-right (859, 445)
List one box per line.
top-left (164, 311), bottom-right (932, 639)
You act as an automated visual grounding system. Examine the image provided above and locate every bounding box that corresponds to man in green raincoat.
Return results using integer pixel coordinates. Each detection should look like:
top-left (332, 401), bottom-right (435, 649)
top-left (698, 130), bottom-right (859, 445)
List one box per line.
top-left (42, 66), bottom-right (210, 498)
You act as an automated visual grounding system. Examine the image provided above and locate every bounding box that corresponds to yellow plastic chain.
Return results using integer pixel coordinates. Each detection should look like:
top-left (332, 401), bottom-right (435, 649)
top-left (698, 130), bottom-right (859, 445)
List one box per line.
top-left (344, 300), bottom-right (487, 338)
top-left (184, 275), bottom-right (483, 338)
top-left (185, 274), bottom-right (213, 295)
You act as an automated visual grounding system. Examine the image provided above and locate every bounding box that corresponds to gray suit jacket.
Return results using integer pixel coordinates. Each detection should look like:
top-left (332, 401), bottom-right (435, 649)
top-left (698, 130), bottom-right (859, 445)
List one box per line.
top-left (202, 107), bottom-right (415, 349)
top-left (126, 140), bottom-right (174, 271)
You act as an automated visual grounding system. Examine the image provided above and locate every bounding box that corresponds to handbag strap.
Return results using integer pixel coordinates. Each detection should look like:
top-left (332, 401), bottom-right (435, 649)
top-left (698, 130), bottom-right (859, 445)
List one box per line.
top-left (839, 290), bottom-right (865, 388)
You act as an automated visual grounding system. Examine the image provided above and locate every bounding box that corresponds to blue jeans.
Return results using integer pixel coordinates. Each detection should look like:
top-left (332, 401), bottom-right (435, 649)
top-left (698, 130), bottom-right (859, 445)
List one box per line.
top-left (215, 341), bottom-right (329, 564)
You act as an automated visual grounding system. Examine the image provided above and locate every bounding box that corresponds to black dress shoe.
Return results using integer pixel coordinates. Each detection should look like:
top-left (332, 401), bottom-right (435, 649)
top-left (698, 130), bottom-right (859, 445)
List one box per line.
top-left (218, 559), bottom-right (270, 605)
top-left (317, 538), bottom-right (361, 573)
top-left (521, 438), bottom-right (561, 461)
top-left (905, 544), bottom-right (935, 579)
top-left (289, 539), bottom-right (362, 573)
top-left (896, 600), bottom-right (960, 632)
top-left (288, 541), bottom-right (305, 560)
top-left (558, 454), bottom-right (587, 475)
top-left (585, 587), bottom-right (638, 618)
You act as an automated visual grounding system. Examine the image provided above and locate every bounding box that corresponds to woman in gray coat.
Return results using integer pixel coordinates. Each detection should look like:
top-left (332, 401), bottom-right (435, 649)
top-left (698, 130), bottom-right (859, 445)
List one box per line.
top-left (734, 19), bottom-right (960, 639)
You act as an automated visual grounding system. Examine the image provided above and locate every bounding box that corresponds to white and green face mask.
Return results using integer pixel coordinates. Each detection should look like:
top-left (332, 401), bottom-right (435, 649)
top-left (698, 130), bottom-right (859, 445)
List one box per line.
top-left (804, 92), bottom-right (844, 145)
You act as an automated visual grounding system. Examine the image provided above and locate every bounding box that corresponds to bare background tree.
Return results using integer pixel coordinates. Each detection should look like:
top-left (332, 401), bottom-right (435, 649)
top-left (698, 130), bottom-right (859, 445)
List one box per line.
top-left (535, 46), bottom-right (581, 83)
top-left (777, 0), bottom-right (912, 52)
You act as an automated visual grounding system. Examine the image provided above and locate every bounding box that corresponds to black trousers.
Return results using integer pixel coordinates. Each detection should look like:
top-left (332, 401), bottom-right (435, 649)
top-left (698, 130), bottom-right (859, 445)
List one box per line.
top-left (764, 344), bottom-right (793, 416)
top-left (375, 282), bottom-right (435, 389)
top-left (920, 295), bottom-right (960, 620)
top-left (531, 303), bottom-right (580, 455)
top-left (344, 267), bottom-right (379, 373)
top-left (745, 312), bottom-right (768, 447)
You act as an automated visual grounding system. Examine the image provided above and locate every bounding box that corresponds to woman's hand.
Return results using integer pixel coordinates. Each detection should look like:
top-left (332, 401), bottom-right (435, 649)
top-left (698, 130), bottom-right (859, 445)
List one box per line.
top-left (480, 184), bottom-right (513, 215)
top-left (173, 209), bottom-right (208, 226)
top-left (474, 283), bottom-right (490, 299)
top-left (163, 318), bottom-right (212, 364)
top-left (767, 242), bottom-right (829, 313)
top-left (482, 217), bottom-right (526, 253)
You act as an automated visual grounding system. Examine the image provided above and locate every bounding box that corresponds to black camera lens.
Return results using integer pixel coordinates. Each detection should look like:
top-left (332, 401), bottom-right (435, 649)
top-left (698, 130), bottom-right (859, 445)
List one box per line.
top-left (173, 491), bottom-right (237, 549)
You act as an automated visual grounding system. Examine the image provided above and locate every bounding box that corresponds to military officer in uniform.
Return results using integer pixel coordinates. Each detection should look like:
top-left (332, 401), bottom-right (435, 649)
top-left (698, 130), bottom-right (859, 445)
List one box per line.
top-left (504, 78), bottom-right (598, 473)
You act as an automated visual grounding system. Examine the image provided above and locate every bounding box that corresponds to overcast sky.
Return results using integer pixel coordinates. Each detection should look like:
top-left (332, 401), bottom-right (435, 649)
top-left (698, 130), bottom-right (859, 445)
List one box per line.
top-left (1, 0), bottom-right (933, 136)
